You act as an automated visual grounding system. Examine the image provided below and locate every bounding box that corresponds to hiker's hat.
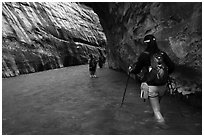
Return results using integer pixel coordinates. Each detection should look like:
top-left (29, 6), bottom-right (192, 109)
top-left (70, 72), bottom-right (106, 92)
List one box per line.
top-left (143, 35), bottom-right (156, 43)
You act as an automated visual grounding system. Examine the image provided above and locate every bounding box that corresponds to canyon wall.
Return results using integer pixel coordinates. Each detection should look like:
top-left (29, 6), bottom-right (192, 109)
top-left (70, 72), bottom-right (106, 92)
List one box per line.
top-left (2, 2), bottom-right (106, 78)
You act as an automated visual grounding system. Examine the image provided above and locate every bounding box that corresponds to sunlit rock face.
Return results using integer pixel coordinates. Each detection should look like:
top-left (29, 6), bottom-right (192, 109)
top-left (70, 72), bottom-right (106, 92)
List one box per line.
top-left (87, 2), bottom-right (202, 100)
top-left (2, 2), bottom-right (106, 78)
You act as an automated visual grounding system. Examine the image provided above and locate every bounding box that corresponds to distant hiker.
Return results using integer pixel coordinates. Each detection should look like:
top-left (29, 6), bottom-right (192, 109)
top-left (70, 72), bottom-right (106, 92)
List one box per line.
top-left (129, 35), bottom-right (175, 123)
top-left (98, 55), bottom-right (106, 68)
top-left (88, 54), bottom-right (97, 78)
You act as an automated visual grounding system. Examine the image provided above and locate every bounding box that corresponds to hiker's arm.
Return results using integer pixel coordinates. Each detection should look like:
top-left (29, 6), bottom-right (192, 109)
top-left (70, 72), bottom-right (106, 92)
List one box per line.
top-left (164, 53), bottom-right (175, 74)
top-left (130, 53), bottom-right (147, 74)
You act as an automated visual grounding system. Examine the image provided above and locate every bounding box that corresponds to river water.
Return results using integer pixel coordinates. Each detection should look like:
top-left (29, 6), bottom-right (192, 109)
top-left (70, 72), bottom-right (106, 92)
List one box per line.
top-left (2, 64), bottom-right (202, 135)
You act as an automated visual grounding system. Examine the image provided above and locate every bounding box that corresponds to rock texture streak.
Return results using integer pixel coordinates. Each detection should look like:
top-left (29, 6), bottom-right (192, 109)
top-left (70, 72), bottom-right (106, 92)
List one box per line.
top-left (2, 2), bottom-right (106, 77)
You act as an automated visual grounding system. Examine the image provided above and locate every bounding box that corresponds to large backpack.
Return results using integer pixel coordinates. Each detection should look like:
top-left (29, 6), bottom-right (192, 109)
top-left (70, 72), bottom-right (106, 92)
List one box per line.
top-left (90, 58), bottom-right (97, 68)
top-left (146, 51), bottom-right (169, 85)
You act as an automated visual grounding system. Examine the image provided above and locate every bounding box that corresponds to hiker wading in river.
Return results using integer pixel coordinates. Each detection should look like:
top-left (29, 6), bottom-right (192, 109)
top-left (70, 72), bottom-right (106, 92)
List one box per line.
top-left (129, 35), bottom-right (175, 123)
top-left (88, 54), bottom-right (98, 78)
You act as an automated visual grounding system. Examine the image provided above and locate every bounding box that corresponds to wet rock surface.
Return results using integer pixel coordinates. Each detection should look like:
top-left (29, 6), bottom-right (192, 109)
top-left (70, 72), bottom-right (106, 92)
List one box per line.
top-left (168, 66), bottom-right (202, 108)
top-left (2, 65), bottom-right (201, 135)
top-left (2, 2), bottom-right (106, 78)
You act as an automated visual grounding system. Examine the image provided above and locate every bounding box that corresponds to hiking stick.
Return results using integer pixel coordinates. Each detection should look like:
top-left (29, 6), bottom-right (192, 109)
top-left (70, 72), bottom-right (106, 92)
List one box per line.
top-left (120, 73), bottom-right (130, 107)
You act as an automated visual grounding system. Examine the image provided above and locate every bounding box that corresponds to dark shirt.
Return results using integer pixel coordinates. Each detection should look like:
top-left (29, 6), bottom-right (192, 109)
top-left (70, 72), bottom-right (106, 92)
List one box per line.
top-left (131, 50), bottom-right (175, 85)
top-left (89, 58), bottom-right (97, 71)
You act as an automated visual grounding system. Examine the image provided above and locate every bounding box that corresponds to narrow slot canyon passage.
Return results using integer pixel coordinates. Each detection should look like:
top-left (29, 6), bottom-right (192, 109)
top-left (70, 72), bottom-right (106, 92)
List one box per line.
top-left (2, 2), bottom-right (202, 135)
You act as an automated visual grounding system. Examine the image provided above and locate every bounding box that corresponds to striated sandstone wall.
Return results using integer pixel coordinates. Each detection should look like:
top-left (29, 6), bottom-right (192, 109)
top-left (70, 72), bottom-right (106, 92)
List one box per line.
top-left (2, 2), bottom-right (106, 78)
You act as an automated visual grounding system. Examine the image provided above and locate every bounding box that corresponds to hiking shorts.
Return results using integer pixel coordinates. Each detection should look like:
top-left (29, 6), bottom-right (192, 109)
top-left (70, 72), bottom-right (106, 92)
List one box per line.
top-left (89, 66), bottom-right (96, 72)
top-left (148, 84), bottom-right (166, 98)
top-left (90, 70), bottom-right (96, 75)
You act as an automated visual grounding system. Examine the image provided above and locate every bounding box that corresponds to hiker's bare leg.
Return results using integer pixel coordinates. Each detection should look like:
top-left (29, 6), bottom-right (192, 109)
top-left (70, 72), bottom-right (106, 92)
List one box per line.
top-left (149, 96), bottom-right (164, 123)
top-left (93, 68), bottom-right (97, 77)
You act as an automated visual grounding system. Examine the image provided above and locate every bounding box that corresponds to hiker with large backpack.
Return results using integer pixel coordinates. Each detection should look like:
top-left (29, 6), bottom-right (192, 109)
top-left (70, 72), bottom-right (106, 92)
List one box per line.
top-left (129, 35), bottom-right (175, 123)
top-left (88, 54), bottom-right (97, 78)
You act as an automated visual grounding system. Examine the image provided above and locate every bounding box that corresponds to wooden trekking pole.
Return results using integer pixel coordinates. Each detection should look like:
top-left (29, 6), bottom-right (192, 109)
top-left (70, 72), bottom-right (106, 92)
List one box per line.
top-left (120, 73), bottom-right (130, 107)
